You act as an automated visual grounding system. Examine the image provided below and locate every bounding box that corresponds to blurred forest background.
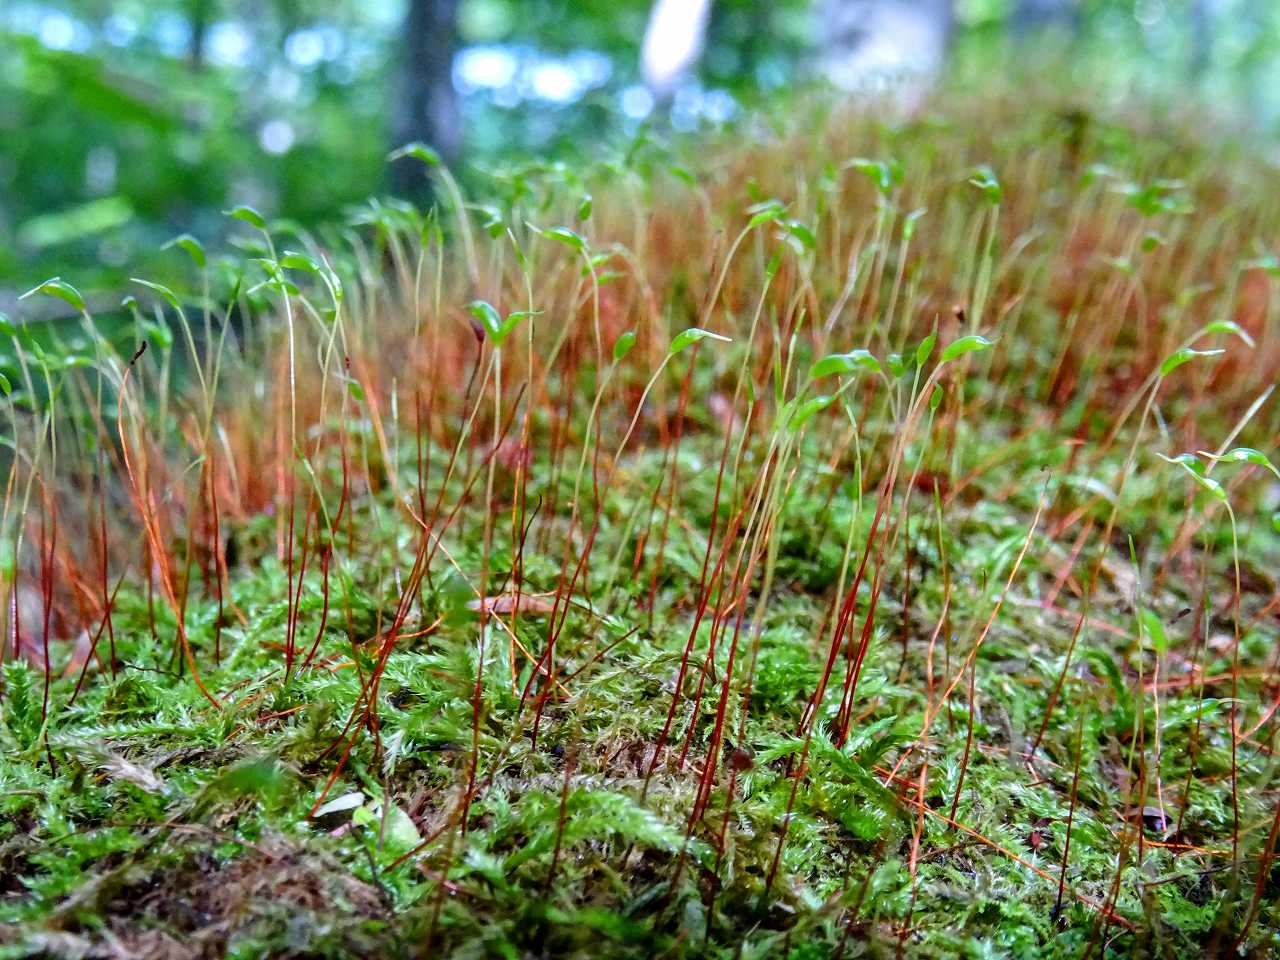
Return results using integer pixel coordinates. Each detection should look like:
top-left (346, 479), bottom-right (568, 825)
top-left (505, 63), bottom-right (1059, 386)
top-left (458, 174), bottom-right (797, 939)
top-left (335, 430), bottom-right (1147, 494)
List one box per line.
top-left (2, 0), bottom-right (1278, 303)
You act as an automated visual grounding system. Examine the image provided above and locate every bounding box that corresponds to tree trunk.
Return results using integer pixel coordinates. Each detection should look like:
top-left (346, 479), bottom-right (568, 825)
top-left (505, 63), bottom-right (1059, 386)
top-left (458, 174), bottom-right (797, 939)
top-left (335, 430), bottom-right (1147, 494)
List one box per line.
top-left (641, 0), bottom-right (712, 100)
top-left (189, 0), bottom-right (212, 70)
top-left (816, 0), bottom-right (953, 100)
top-left (391, 0), bottom-right (462, 200)
top-left (1188, 0), bottom-right (1213, 79)
top-left (640, 0), bottom-right (956, 107)
top-left (1012, 0), bottom-right (1079, 36)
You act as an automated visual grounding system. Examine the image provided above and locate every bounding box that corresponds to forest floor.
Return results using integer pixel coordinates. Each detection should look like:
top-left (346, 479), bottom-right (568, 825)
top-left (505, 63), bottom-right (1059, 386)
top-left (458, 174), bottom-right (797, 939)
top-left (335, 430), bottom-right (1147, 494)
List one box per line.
top-left (2, 84), bottom-right (1280, 959)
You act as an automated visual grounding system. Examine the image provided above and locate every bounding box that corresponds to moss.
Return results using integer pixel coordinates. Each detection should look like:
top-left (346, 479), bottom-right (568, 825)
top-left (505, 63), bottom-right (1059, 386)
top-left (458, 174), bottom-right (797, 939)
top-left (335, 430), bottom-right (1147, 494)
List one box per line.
top-left (3, 81), bottom-right (1280, 958)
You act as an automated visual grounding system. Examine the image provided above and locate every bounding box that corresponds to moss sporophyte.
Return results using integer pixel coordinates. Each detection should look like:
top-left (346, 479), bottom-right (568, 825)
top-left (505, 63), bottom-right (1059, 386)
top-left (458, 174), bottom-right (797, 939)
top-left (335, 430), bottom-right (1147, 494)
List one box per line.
top-left (2, 88), bottom-right (1280, 959)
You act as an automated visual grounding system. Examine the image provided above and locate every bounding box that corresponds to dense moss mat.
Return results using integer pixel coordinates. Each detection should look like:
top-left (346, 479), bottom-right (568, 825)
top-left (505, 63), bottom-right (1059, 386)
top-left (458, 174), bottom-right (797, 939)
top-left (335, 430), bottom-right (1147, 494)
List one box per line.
top-left (2, 86), bottom-right (1280, 957)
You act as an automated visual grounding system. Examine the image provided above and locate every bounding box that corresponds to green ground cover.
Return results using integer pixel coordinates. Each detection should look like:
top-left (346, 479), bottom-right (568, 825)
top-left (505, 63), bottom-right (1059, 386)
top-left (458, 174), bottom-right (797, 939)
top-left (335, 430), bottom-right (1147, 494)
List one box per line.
top-left (1, 85), bottom-right (1279, 958)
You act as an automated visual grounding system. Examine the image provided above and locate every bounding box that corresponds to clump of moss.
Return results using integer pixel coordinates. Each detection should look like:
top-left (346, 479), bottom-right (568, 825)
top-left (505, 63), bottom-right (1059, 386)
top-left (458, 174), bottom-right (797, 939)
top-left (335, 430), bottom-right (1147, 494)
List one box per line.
top-left (2, 78), bottom-right (1280, 958)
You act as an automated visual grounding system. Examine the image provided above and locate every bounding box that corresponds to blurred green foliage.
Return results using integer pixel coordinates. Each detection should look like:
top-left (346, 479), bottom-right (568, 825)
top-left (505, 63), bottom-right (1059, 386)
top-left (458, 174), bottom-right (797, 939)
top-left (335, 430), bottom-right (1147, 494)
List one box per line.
top-left (1, 0), bottom-right (1278, 297)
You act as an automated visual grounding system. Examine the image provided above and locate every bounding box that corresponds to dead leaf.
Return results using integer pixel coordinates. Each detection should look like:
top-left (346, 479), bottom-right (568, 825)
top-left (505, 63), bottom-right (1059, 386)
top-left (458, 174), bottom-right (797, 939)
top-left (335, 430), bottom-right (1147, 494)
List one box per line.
top-left (467, 592), bottom-right (560, 615)
top-left (1125, 804), bottom-right (1172, 835)
top-left (53, 738), bottom-right (168, 795)
top-left (61, 629), bottom-right (96, 679)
